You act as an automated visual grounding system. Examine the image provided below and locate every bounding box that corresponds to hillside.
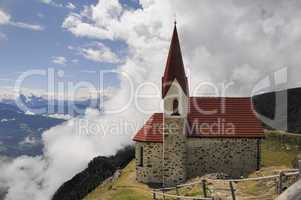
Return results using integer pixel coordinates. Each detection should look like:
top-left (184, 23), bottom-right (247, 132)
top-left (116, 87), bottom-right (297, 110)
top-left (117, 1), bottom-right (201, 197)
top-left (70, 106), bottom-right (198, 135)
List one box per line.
top-left (84, 161), bottom-right (152, 200)
top-left (51, 146), bottom-right (135, 200)
top-left (84, 131), bottom-right (301, 200)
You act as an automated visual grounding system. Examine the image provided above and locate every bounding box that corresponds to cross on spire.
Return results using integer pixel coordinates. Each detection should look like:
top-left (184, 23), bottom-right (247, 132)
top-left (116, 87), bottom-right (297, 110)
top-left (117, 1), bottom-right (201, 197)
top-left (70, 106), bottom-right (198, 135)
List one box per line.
top-left (174, 13), bottom-right (177, 26)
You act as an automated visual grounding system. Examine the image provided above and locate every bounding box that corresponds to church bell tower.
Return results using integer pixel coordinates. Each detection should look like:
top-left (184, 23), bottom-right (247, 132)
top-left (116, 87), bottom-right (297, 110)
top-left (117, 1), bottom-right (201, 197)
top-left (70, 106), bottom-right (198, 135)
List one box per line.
top-left (162, 23), bottom-right (189, 186)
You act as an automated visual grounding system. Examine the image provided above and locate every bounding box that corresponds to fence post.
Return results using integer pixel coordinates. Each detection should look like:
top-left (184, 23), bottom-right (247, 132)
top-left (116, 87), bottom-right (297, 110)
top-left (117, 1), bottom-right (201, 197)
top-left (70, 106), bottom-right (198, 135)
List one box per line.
top-left (229, 181), bottom-right (236, 200)
top-left (279, 172), bottom-right (284, 194)
top-left (162, 189), bottom-right (165, 200)
top-left (298, 160), bottom-right (301, 177)
top-left (201, 179), bottom-right (208, 198)
top-left (152, 190), bottom-right (156, 200)
top-left (175, 186), bottom-right (180, 200)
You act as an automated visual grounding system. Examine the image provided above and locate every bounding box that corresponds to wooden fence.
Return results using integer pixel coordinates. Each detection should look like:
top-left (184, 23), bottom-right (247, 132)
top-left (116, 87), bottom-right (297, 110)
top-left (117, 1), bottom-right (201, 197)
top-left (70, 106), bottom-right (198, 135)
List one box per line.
top-left (276, 160), bottom-right (301, 200)
top-left (152, 168), bottom-right (300, 200)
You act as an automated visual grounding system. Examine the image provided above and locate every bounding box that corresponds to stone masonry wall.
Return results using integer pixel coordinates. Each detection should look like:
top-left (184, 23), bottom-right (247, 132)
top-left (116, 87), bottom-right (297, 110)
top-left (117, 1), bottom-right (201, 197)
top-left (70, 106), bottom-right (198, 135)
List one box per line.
top-left (135, 142), bottom-right (163, 184)
top-left (135, 137), bottom-right (261, 185)
top-left (163, 117), bottom-right (187, 186)
top-left (186, 138), bottom-right (260, 178)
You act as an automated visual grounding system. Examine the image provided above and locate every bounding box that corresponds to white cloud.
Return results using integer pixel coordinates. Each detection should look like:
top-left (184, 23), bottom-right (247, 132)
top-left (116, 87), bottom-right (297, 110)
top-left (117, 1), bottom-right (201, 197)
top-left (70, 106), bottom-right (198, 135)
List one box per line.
top-left (52, 56), bottom-right (67, 65)
top-left (25, 111), bottom-right (35, 115)
top-left (62, 13), bottom-right (115, 40)
top-left (0, 118), bottom-right (15, 123)
top-left (232, 64), bottom-right (260, 84)
top-left (66, 2), bottom-right (76, 10)
top-left (0, 9), bottom-right (44, 31)
top-left (0, 10), bottom-right (10, 25)
top-left (10, 22), bottom-right (44, 31)
top-left (39, 0), bottom-right (63, 8)
top-left (47, 114), bottom-right (72, 120)
top-left (0, 85), bottom-right (112, 102)
top-left (61, 0), bottom-right (301, 95)
top-left (40, 0), bottom-right (76, 10)
top-left (40, 0), bottom-right (52, 4)
top-left (79, 43), bottom-right (120, 63)
top-left (0, 108), bottom-right (138, 200)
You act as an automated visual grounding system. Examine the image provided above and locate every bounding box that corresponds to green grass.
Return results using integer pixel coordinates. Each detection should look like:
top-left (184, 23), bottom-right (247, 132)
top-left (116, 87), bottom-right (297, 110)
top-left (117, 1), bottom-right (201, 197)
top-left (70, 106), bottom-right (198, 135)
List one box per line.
top-left (262, 131), bottom-right (300, 167)
top-left (238, 130), bottom-right (301, 199)
top-left (84, 161), bottom-right (152, 200)
top-left (103, 189), bottom-right (150, 200)
top-left (266, 130), bottom-right (301, 146)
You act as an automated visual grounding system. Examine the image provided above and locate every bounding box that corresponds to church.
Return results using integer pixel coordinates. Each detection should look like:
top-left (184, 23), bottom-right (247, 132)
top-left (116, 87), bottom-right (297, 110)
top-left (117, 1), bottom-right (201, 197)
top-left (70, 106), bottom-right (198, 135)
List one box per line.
top-left (133, 24), bottom-right (264, 186)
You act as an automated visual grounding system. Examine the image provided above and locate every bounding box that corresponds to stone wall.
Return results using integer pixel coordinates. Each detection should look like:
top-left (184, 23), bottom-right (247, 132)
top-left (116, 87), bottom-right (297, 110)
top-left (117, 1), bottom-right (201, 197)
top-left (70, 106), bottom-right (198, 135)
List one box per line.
top-left (135, 142), bottom-right (163, 184)
top-left (186, 138), bottom-right (260, 178)
top-left (163, 117), bottom-right (187, 186)
top-left (135, 136), bottom-right (261, 185)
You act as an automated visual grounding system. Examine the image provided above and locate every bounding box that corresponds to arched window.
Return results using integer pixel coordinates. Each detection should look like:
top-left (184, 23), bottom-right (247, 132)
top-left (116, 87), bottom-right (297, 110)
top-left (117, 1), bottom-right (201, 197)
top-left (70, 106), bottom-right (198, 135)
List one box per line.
top-left (171, 98), bottom-right (180, 116)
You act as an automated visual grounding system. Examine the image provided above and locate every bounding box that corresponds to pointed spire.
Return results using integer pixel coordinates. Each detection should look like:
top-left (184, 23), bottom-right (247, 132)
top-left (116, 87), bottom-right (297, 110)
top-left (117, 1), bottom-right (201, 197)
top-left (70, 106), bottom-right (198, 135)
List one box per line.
top-left (162, 23), bottom-right (189, 98)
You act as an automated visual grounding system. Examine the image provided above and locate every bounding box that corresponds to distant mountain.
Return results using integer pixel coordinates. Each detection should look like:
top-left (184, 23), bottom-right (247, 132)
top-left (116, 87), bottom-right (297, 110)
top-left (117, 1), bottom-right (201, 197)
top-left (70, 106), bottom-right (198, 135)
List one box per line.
top-left (0, 93), bottom-right (107, 157)
top-left (0, 102), bottom-right (65, 157)
top-left (253, 87), bottom-right (301, 133)
top-left (2, 94), bottom-right (103, 117)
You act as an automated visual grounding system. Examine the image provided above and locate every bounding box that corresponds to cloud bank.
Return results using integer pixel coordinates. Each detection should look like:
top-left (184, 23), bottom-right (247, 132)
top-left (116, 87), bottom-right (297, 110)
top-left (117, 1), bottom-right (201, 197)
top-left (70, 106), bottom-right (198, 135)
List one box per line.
top-left (63, 0), bottom-right (301, 95)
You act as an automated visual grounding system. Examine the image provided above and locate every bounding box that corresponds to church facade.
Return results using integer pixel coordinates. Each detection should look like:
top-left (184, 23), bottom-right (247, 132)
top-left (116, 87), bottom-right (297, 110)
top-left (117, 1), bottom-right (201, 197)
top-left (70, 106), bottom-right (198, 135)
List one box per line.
top-left (133, 24), bottom-right (264, 186)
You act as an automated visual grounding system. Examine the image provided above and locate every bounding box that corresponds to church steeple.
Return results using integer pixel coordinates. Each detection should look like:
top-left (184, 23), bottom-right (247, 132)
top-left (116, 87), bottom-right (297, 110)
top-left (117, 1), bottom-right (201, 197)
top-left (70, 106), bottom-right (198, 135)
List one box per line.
top-left (162, 23), bottom-right (189, 98)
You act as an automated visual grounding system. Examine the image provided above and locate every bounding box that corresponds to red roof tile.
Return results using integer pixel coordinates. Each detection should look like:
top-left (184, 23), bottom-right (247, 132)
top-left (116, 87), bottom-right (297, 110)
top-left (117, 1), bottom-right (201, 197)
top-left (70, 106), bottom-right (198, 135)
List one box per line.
top-left (133, 97), bottom-right (264, 143)
top-left (162, 24), bottom-right (188, 98)
top-left (133, 113), bottom-right (163, 142)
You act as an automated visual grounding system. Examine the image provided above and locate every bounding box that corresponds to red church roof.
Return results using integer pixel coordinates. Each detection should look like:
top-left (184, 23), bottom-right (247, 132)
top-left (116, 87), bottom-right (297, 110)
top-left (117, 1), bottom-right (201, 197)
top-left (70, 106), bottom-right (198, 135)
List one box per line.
top-left (133, 97), bottom-right (264, 143)
top-left (162, 24), bottom-right (188, 98)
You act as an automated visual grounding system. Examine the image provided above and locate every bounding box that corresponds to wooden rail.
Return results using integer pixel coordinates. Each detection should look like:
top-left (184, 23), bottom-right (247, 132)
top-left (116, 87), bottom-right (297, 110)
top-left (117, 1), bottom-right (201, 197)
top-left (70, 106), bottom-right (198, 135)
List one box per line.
top-left (152, 191), bottom-right (213, 200)
top-left (152, 168), bottom-right (300, 200)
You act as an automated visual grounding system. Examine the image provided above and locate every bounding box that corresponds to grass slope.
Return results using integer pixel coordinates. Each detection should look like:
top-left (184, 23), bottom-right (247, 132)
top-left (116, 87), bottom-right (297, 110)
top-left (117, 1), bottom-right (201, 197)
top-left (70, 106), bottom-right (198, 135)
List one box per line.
top-left (84, 161), bottom-right (152, 200)
top-left (85, 131), bottom-right (300, 200)
top-left (262, 131), bottom-right (301, 167)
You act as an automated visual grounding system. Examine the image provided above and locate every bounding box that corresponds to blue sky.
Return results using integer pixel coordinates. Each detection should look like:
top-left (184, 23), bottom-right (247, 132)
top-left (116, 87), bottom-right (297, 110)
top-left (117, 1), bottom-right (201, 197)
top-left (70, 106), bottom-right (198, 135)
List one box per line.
top-left (0, 0), bottom-right (137, 93)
